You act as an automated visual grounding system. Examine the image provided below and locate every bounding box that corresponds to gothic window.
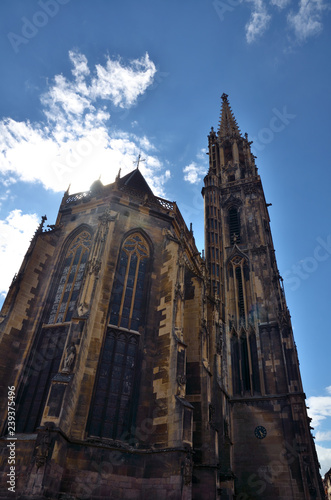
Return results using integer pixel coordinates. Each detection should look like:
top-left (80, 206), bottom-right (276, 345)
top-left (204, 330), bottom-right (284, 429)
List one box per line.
top-left (241, 333), bottom-right (250, 392)
top-left (16, 326), bottom-right (68, 433)
top-left (235, 266), bottom-right (245, 322)
top-left (109, 233), bottom-right (150, 331)
top-left (231, 330), bottom-right (260, 396)
top-left (48, 231), bottom-right (92, 324)
top-left (229, 207), bottom-right (240, 244)
top-left (88, 328), bottom-right (139, 440)
top-left (231, 334), bottom-right (241, 396)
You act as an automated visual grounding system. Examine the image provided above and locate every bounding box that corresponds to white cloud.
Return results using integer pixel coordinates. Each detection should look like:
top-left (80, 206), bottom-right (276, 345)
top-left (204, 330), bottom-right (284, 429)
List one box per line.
top-left (183, 162), bottom-right (207, 185)
top-left (0, 210), bottom-right (39, 299)
top-left (240, 0), bottom-right (328, 43)
top-left (245, 0), bottom-right (271, 43)
top-left (315, 444), bottom-right (331, 477)
top-left (183, 149), bottom-right (208, 185)
top-left (307, 393), bottom-right (331, 427)
top-left (287, 0), bottom-right (328, 41)
top-left (315, 430), bottom-right (331, 442)
top-left (0, 50), bottom-right (170, 196)
top-left (306, 388), bottom-right (331, 476)
top-left (270, 0), bottom-right (291, 8)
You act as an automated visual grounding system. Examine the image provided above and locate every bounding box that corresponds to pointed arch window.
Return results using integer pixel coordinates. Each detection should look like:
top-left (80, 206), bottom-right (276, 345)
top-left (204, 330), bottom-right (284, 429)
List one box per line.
top-left (88, 232), bottom-right (151, 441)
top-left (14, 229), bottom-right (92, 433)
top-left (231, 256), bottom-right (247, 326)
top-left (109, 233), bottom-right (150, 331)
top-left (231, 333), bottom-right (241, 396)
top-left (88, 329), bottom-right (140, 440)
top-left (48, 230), bottom-right (92, 324)
top-left (229, 207), bottom-right (240, 244)
top-left (240, 333), bottom-right (250, 392)
top-left (231, 330), bottom-right (260, 396)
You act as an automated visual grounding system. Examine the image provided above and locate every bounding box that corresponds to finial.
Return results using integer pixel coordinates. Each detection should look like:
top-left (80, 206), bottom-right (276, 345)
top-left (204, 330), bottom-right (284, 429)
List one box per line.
top-left (221, 93), bottom-right (229, 101)
top-left (116, 168), bottom-right (121, 181)
top-left (134, 153), bottom-right (145, 170)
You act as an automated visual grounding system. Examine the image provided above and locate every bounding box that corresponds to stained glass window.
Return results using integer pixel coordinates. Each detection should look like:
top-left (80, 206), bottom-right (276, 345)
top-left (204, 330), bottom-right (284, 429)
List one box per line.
top-left (16, 326), bottom-right (68, 432)
top-left (48, 231), bottom-right (91, 324)
top-left (109, 233), bottom-right (150, 331)
top-left (88, 328), bottom-right (139, 440)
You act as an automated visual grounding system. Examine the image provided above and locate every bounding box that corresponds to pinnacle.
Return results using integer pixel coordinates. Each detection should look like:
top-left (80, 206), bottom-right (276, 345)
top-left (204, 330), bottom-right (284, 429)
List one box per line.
top-left (218, 94), bottom-right (242, 139)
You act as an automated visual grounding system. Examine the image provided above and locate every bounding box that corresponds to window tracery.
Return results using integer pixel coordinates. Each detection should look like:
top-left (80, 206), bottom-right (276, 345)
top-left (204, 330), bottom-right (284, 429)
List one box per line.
top-left (109, 233), bottom-right (150, 331)
top-left (48, 231), bottom-right (91, 324)
top-left (88, 328), bottom-right (139, 440)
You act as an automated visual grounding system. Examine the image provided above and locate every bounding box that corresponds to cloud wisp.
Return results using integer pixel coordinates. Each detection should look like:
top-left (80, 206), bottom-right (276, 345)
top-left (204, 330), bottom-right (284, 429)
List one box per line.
top-left (214, 0), bottom-right (330, 44)
top-left (0, 50), bottom-right (170, 196)
top-left (245, 0), bottom-right (271, 43)
top-left (183, 149), bottom-right (208, 185)
top-left (287, 0), bottom-right (329, 42)
top-left (0, 210), bottom-right (39, 300)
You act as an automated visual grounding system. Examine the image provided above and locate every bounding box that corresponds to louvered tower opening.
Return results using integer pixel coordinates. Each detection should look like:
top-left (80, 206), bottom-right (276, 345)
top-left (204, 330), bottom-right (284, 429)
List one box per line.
top-left (229, 208), bottom-right (240, 244)
top-left (235, 266), bottom-right (245, 321)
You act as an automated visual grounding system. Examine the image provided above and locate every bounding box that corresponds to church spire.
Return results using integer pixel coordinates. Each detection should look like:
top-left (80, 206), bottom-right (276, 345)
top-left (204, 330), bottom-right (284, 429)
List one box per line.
top-left (218, 93), bottom-right (242, 139)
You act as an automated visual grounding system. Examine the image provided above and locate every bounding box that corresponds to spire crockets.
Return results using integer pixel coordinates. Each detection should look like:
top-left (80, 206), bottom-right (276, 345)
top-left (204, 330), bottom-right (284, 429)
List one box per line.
top-left (218, 93), bottom-right (242, 139)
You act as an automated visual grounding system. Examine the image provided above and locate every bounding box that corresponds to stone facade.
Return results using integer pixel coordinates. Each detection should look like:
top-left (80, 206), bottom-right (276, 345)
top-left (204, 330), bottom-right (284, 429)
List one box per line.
top-left (0, 95), bottom-right (324, 499)
top-left (324, 468), bottom-right (331, 499)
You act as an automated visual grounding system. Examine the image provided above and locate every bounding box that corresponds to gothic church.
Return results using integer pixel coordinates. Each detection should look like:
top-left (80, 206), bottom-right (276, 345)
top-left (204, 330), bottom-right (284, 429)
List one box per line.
top-left (0, 95), bottom-right (324, 499)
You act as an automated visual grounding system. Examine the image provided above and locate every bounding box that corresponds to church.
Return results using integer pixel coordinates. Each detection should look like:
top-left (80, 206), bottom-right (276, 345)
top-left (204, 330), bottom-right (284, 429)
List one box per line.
top-left (0, 94), bottom-right (324, 499)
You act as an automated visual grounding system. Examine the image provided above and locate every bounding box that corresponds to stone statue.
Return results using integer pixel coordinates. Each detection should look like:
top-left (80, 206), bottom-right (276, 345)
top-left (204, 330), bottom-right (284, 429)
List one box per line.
top-left (62, 343), bottom-right (76, 373)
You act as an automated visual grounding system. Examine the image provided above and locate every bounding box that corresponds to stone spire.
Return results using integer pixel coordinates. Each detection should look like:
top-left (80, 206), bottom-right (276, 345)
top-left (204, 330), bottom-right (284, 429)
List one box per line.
top-left (218, 93), bottom-right (242, 139)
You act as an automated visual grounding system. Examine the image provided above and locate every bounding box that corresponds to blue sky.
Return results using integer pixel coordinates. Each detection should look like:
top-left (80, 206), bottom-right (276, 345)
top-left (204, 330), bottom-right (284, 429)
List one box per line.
top-left (1, 0), bottom-right (331, 475)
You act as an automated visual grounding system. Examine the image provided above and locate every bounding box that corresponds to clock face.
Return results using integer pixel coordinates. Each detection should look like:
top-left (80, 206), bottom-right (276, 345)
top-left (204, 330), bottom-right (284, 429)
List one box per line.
top-left (254, 426), bottom-right (267, 439)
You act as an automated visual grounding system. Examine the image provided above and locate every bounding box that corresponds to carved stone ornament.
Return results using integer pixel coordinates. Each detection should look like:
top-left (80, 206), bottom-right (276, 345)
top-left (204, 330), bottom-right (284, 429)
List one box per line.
top-left (162, 227), bottom-right (179, 243)
top-left (61, 343), bottom-right (76, 374)
top-left (183, 454), bottom-right (193, 485)
top-left (35, 429), bottom-right (51, 469)
top-left (216, 329), bottom-right (223, 355)
top-left (87, 257), bottom-right (102, 276)
top-left (221, 193), bottom-right (242, 209)
top-left (98, 208), bottom-right (117, 225)
top-left (174, 282), bottom-right (183, 300)
top-left (77, 301), bottom-right (89, 317)
top-left (177, 375), bottom-right (186, 397)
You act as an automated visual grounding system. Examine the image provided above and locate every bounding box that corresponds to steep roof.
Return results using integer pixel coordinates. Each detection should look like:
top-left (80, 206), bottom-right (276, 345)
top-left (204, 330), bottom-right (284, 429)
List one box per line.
top-left (117, 168), bottom-right (155, 197)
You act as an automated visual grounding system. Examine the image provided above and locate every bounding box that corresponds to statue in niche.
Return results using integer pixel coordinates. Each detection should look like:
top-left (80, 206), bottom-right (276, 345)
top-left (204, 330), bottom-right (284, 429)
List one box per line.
top-left (62, 343), bottom-right (76, 373)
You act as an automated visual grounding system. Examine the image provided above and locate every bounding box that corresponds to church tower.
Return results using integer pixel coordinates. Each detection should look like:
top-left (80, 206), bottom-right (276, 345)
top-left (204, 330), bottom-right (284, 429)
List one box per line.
top-left (0, 94), bottom-right (324, 499)
top-left (203, 93), bottom-right (324, 498)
